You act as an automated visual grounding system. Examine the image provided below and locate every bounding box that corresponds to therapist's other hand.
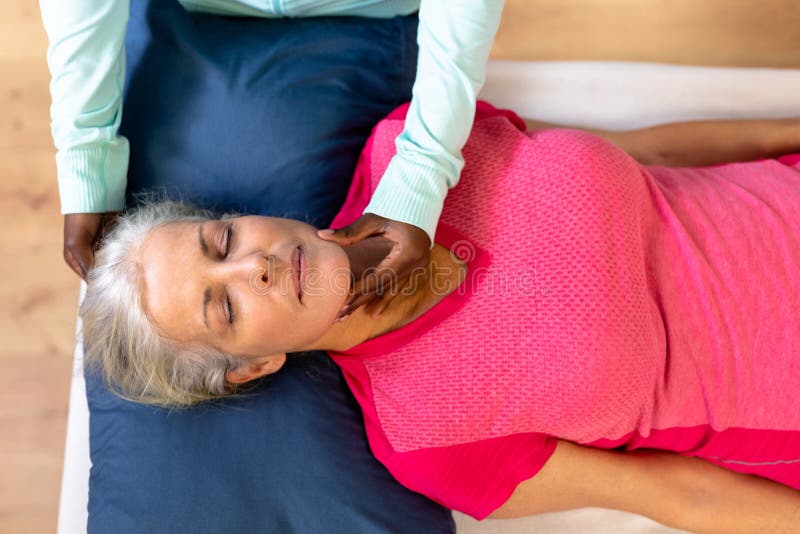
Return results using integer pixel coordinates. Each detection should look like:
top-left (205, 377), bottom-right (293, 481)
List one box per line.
top-left (317, 213), bottom-right (431, 319)
top-left (63, 212), bottom-right (118, 280)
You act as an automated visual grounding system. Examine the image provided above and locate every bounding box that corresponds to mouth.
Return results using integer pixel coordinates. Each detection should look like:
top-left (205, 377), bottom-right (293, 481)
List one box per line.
top-left (291, 245), bottom-right (305, 303)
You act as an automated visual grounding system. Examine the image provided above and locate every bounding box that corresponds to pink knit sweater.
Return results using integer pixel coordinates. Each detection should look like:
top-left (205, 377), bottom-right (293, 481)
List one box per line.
top-left (328, 103), bottom-right (800, 519)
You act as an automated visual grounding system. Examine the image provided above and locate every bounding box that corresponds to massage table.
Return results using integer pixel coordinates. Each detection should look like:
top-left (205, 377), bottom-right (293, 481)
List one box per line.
top-left (58, 60), bottom-right (800, 534)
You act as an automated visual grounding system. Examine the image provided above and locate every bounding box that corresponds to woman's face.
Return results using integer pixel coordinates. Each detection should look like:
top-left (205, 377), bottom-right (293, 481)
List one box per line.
top-left (138, 215), bottom-right (351, 359)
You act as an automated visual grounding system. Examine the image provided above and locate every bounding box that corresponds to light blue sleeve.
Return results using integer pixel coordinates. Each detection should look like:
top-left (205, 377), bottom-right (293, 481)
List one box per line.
top-left (363, 0), bottom-right (505, 245)
top-left (40, 0), bottom-right (130, 214)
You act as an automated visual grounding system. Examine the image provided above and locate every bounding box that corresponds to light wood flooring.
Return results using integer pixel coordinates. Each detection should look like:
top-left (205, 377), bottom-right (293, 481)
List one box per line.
top-left (1, 1), bottom-right (797, 532)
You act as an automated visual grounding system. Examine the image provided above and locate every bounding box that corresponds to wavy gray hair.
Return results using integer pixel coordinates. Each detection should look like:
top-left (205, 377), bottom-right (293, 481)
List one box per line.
top-left (80, 198), bottom-right (249, 408)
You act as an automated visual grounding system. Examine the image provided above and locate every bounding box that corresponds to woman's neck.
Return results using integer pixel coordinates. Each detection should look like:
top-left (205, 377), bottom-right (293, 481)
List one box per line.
top-left (306, 241), bottom-right (467, 352)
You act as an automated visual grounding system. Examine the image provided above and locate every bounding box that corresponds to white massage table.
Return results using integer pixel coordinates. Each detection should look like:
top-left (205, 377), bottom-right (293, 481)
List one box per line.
top-left (58, 60), bottom-right (800, 534)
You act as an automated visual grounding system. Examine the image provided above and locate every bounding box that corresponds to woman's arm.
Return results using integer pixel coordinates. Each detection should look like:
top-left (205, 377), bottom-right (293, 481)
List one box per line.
top-left (490, 439), bottom-right (800, 534)
top-left (41, 0), bottom-right (130, 277)
top-left (364, 0), bottom-right (505, 245)
top-left (40, 0), bottom-right (130, 213)
top-left (524, 117), bottom-right (800, 166)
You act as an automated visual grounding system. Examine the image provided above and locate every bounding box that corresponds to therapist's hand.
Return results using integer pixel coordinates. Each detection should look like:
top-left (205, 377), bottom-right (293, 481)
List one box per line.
top-left (63, 212), bottom-right (119, 280)
top-left (317, 213), bottom-right (431, 319)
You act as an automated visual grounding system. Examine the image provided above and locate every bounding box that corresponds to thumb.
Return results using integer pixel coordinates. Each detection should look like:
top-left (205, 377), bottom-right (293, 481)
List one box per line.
top-left (316, 216), bottom-right (382, 246)
top-left (64, 246), bottom-right (92, 280)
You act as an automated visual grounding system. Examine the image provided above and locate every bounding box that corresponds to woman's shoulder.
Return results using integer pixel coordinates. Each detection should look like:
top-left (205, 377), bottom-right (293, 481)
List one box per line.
top-left (380, 100), bottom-right (527, 129)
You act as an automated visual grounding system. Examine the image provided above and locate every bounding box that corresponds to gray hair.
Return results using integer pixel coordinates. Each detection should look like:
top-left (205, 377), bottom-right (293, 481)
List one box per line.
top-left (80, 197), bottom-right (249, 408)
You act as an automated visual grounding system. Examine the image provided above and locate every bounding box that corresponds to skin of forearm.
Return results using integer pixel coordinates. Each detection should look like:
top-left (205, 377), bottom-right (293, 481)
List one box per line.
top-left (675, 456), bottom-right (800, 534)
top-left (524, 117), bottom-right (800, 167)
top-left (491, 441), bottom-right (800, 532)
top-left (593, 450), bottom-right (800, 534)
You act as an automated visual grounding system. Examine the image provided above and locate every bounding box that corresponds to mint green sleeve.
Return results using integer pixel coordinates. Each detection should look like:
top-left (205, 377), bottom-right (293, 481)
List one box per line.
top-left (40, 0), bottom-right (130, 214)
top-left (363, 0), bottom-right (504, 245)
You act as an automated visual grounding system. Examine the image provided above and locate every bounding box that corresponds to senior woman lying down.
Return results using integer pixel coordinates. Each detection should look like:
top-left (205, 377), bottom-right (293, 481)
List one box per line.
top-left (81, 102), bottom-right (800, 532)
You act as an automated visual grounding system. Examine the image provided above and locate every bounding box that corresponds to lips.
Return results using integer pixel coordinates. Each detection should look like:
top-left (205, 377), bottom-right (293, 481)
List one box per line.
top-left (291, 245), bottom-right (305, 302)
top-left (299, 246), bottom-right (307, 298)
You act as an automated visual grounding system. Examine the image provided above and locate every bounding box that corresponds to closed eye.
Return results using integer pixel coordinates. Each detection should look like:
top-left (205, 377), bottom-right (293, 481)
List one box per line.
top-left (226, 293), bottom-right (235, 324)
top-left (222, 224), bottom-right (233, 258)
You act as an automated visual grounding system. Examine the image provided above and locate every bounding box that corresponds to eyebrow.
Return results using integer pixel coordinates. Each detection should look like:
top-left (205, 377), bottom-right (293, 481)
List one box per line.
top-left (202, 287), bottom-right (211, 329)
top-left (199, 222), bottom-right (211, 329)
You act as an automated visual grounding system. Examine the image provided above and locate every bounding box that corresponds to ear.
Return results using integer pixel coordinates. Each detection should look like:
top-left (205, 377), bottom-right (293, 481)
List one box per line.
top-left (225, 354), bottom-right (287, 385)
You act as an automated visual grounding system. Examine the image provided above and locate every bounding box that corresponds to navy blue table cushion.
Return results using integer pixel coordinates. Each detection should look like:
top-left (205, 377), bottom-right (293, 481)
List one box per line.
top-left (85, 2), bottom-right (455, 533)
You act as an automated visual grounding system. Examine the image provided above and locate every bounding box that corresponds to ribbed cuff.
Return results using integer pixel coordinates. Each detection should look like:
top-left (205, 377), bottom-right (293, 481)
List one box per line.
top-left (177, 0), bottom-right (271, 16)
top-left (56, 141), bottom-right (128, 214)
top-left (363, 155), bottom-right (447, 247)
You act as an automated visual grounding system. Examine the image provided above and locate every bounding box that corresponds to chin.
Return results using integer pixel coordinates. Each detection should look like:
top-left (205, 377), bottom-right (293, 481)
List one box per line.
top-left (304, 236), bottom-right (350, 312)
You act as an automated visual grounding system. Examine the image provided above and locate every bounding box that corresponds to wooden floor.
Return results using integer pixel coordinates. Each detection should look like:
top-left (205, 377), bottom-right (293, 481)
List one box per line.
top-left (1, 2), bottom-right (80, 534)
top-left (1, 1), bottom-right (797, 533)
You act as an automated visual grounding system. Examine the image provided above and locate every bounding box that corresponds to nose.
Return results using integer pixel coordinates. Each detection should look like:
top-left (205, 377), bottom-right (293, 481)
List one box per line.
top-left (210, 252), bottom-right (274, 287)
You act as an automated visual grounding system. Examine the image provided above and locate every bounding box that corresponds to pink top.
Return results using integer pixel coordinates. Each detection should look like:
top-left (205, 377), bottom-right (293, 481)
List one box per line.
top-left (328, 103), bottom-right (800, 519)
